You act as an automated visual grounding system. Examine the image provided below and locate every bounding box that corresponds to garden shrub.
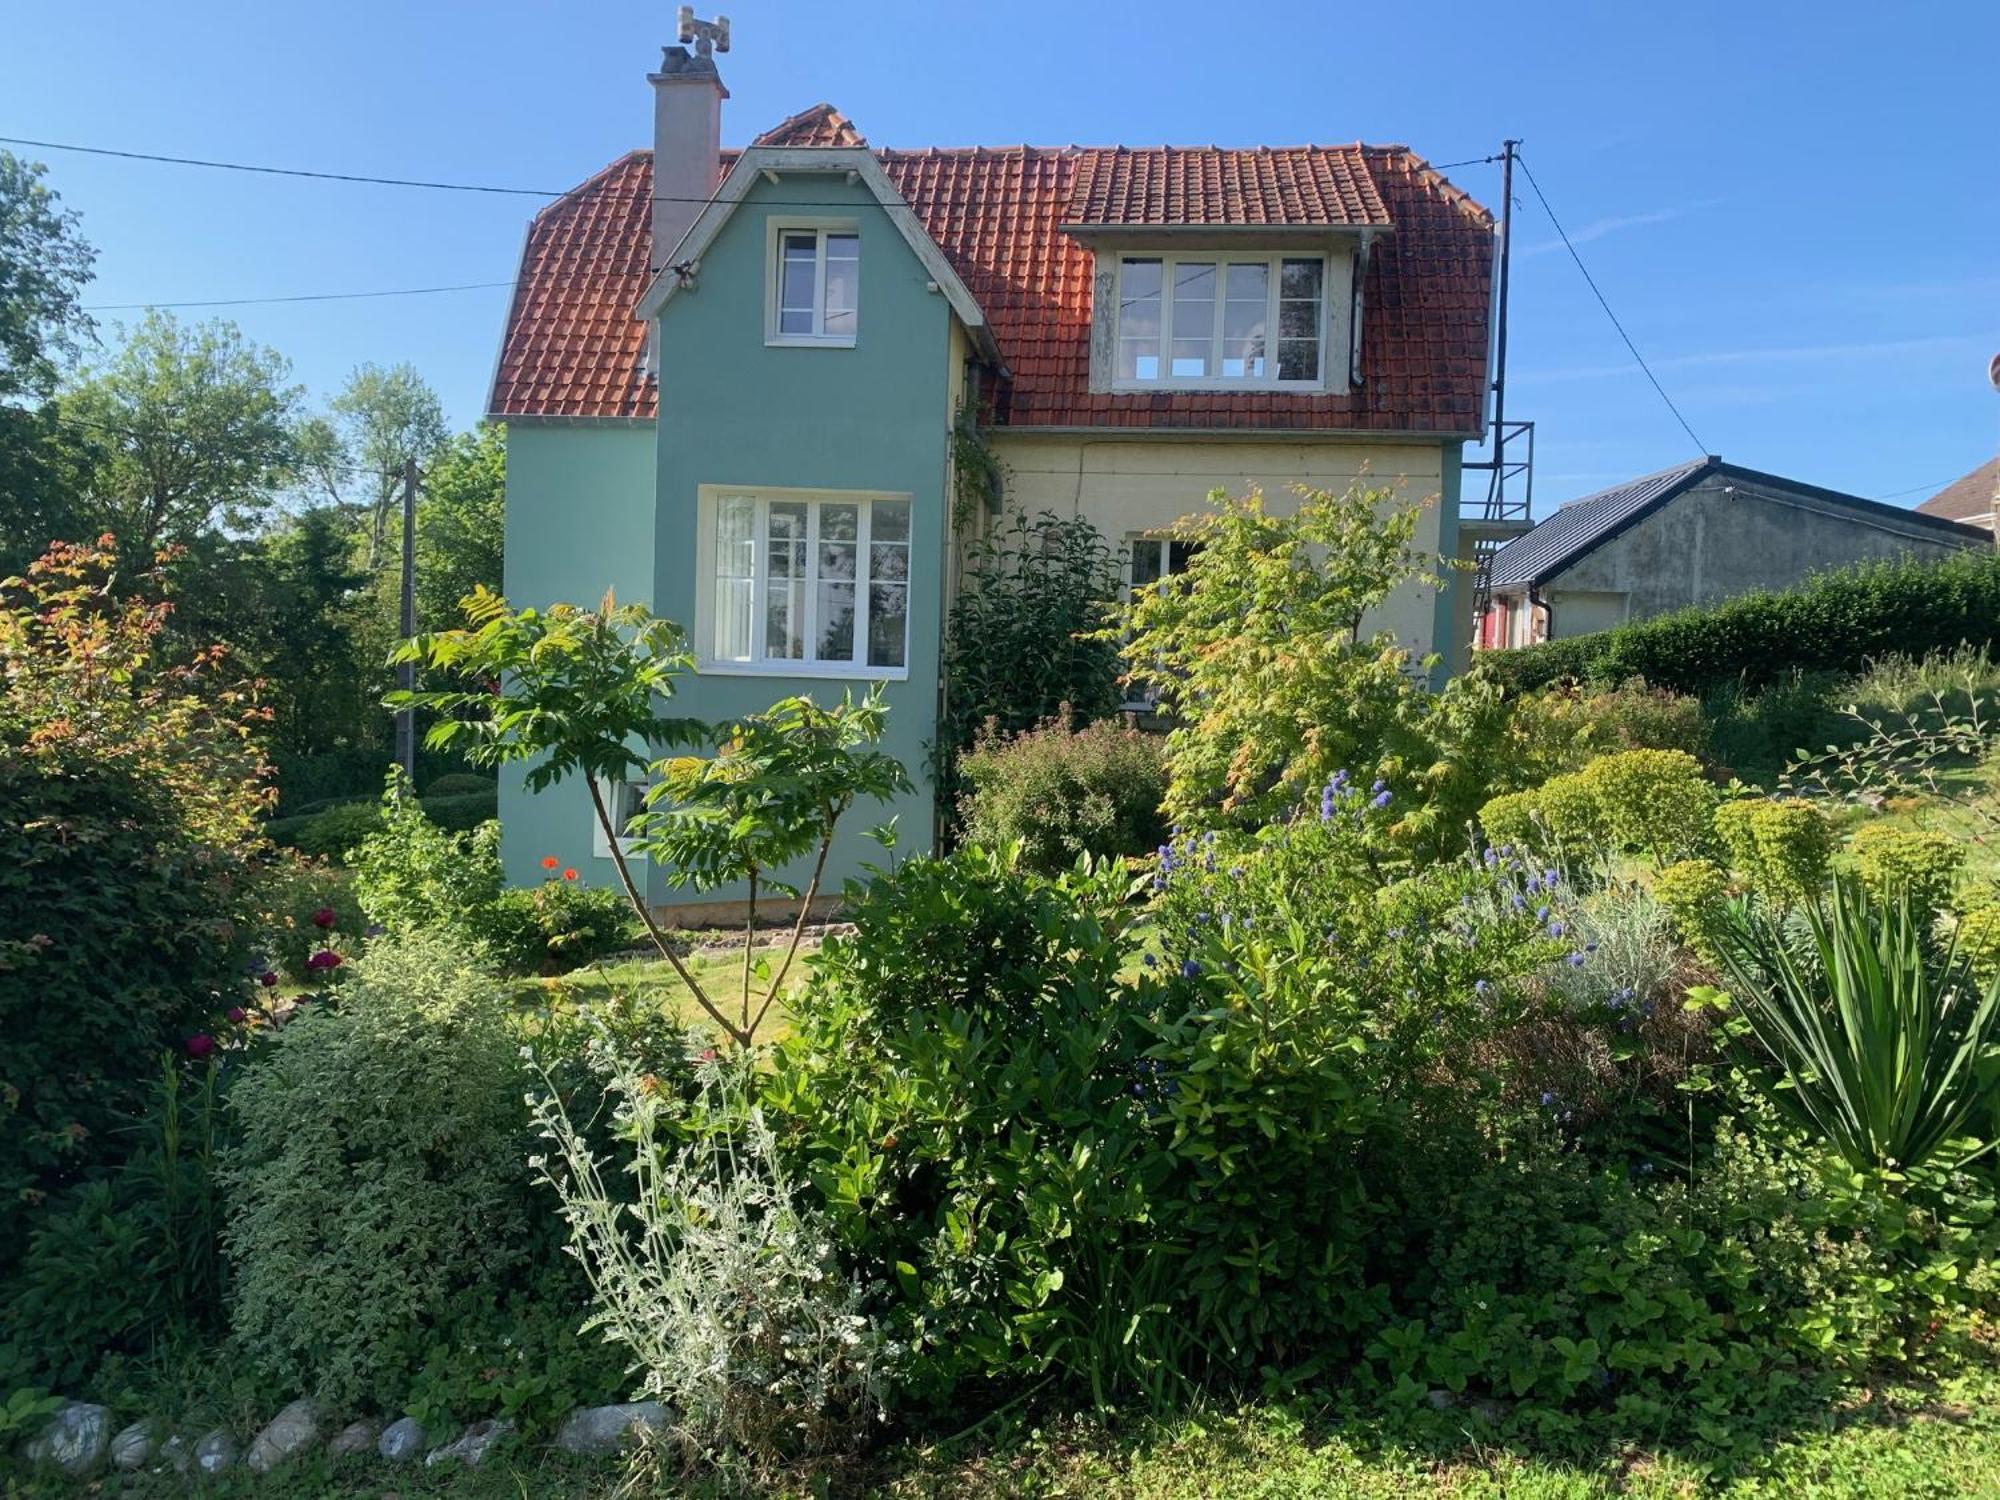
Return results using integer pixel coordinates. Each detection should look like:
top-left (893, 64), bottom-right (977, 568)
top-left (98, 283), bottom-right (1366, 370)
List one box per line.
top-left (222, 933), bottom-right (535, 1405)
top-left (422, 771), bottom-right (496, 799)
top-left (1959, 904), bottom-right (2000, 981)
top-left (1477, 788), bottom-right (1538, 851)
top-left (1704, 668), bottom-right (1850, 787)
top-left (1488, 546), bottom-right (2000, 695)
top-left (471, 872), bottom-right (638, 977)
top-left (351, 770), bottom-right (503, 949)
top-left (1535, 769), bottom-right (1609, 852)
top-left (1580, 749), bottom-right (1717, 866)
top-left (956, 712), bottom-right (1167, 873)
top-left (1653, 859), bottom-right (1731, 960)
top-left (419, 788), bottom-right (500, 833)
top-left (1849, 823), bottom-right (1964, 915)
top-left (1503, 678), bottom-right (1711, 788)
top-left (1714, 797), bottom-right (1834, 907)
top-left (1543, 885), bottom-right (1682, 1022)
top-left (287, 800), bottom-right (384, 861)
top-left (256, 853), bottom-right (366, 979)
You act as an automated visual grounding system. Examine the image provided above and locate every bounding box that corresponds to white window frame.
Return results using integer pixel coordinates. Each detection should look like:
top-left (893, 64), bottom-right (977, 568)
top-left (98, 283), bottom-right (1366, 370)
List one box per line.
top-left (1121, 533), bottom-right (1198, 710)
top-left (695, 485), bottom-right (913, 681)
top-left (590, 777), bottom-right (649, 859)
top-left (1111, 252), bottom-right (1328, 393)
top-left (765, 219), bottom-right (860, 348)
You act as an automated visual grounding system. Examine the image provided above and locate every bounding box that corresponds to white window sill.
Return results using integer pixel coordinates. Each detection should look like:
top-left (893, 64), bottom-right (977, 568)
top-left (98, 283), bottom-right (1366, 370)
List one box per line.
top-left (766, 335), bottom-right (858, 350)
top-left (700, 658), bottom-right (909, 682)
top-left (1110, 379), bottom-right (1328, 395)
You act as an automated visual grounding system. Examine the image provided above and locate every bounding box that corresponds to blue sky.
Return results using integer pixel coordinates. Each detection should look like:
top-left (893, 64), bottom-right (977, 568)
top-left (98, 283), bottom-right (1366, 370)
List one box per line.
top-left (5, 0), bottom-right (1996, 516)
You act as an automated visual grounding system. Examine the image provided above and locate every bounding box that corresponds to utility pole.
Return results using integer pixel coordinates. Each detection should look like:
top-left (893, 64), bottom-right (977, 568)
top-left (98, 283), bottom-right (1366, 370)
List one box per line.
top-left (1488, 138), bottom-right (1518, 516)
top-left (395, 457), bottom-right (419, 782)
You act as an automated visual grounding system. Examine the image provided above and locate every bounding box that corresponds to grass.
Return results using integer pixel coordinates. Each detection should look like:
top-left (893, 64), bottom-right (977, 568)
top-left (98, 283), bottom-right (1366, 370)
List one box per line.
top-left (510, 940), bottom-right (816, 1046)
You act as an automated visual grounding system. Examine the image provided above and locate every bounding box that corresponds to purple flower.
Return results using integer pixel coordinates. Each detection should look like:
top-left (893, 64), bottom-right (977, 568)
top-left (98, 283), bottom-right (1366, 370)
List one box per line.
top-left (312, 906), bottom-right (337, 930)
top-left (1180, 959), bottom-right (1201, 979)
top-left (1474, 979), bottom-right (1491, 994)
top-left (305, 949), bottom-right (343, 972)
top-left (1548, 921), bottom-right (1565, 939)
top-left (185, 1034), bottom-right (216, 1059)
top-left (1566, 951), bottom-right (1587, 967)
top-left (1540, 1090), bottom-right (1556, 1108)
top-left (1371, 788), bottom-right (1392, 809)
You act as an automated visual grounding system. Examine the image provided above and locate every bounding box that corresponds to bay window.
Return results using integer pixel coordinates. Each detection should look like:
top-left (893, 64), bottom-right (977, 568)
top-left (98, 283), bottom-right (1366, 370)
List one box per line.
top-left (706, 488), bottom-right (911, 675)
top-left (1115, 253), bottom-right (1325, 389)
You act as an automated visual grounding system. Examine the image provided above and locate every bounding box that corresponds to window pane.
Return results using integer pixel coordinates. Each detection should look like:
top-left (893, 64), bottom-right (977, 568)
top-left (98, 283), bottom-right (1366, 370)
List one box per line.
top-left (1119, 259), bottom-right (1163, 382)
top-left (779, 234), bottom-right (817, 335)
top-left (1222, 298), bottom-right (1267, 379)
top-left (766, 580), bottom-right (804, 659)
top-left (1130, 539), bottom-right (1165, 590)
top-left (1278, 258), bottom-right (1322, 382)
top-left (1280, 258), bottom-right (1323, 299)
top-left (816, 582), bottom-right (855, 661)
top-left (713, 497), bottom-right (755, 661)
top-left (819, 502), bottom-right (859, 546)
top-left (1171, 262), bottom-right (1216, 378)
top-left (1224, 261), bottom-right (1269, 301)
top-left (1278, 338), bottom-right (1319, 382)
top-left (823, 234), bottom-right (859, 337)
top-left (715, 581), bottom-right (753, 661)
top-left (1121, 258), bottom-right (1163, 302)
top-left (870, 541), bottom-right (908, 583)
top-left (870, 499), bottom-right (910, 543)
top-left (867, 582), bottom-right (907, 668)
top-left (1119, 340), bottom-right (1161, 381)
top-left (1167, 540), bottom-right (1199, 575)
top-left (1279, 299), bottom-right (1321, 339)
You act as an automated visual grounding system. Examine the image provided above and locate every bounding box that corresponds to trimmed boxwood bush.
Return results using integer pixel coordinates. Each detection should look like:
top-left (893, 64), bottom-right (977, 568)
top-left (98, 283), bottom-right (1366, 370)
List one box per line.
top-left (1488, 547), bottom-right (2000, 694)
top-left (422, 772), bottom-right (496, 799)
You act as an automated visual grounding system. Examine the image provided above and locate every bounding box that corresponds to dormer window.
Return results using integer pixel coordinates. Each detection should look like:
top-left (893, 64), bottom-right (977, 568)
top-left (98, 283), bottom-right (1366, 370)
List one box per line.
top-left (767, 222), bottom-right (859, 346)
top-left (1113, 253), bottom-right (1326, 390)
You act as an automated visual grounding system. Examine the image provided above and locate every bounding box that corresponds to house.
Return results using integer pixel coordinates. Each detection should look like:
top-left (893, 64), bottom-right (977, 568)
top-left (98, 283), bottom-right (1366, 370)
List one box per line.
top-left (1477, 456), bottom-right (1989, 649)
top-left (1916, 459), bottom-right (1998, 536)
top-left (488, 28), bottom-right (1498, 905)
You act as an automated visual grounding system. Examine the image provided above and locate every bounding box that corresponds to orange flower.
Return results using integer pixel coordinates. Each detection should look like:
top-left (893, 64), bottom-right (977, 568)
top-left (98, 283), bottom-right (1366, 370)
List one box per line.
top-left (541, 855), bottom-right (559, 870)
top-left (563, 868), bottom-right (579, 881)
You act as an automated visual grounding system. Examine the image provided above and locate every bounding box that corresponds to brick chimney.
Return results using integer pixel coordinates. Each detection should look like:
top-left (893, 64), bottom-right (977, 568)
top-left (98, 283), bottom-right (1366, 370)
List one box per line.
top-left (649, 34), bottom-right (728, 272)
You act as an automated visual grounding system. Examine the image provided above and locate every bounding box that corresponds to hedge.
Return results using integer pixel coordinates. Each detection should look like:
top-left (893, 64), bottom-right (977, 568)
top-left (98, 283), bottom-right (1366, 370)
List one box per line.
top-left (1486, 546), bottom-right (2000, 694)
top-left (265, 789), bottom-right (499, 861)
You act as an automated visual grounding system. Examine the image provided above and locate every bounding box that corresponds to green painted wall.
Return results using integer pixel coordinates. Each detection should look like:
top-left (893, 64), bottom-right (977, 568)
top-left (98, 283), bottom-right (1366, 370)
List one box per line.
top-left (496, 422), bottom-right (662, 895)
top-left (651, 172), bottom-right (954, 898)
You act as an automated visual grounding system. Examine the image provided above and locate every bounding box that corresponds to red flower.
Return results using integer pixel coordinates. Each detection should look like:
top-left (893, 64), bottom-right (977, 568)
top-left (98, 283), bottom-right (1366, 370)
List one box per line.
top-left (562, 868), bottom-right (579, 882)
top-left (312, 906), bottom-right (337, 929)
top-left (541, 855), bottom-right (560, 870)
top-left (185, 1034), bottom-right (216, 1059)
top-left (305, 949), bottom-right (343, 972)
top-left (259, 970), bottom-right (278, 988)
top-left (226, 1007), bottom-right (247, 1024)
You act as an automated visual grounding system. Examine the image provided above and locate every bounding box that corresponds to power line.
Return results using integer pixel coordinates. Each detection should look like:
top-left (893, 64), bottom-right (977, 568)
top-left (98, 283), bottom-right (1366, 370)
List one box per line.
top-left (83, 280), bottom-right (516, 312)
top-left (1514, 153), bottom-right (1707, 455)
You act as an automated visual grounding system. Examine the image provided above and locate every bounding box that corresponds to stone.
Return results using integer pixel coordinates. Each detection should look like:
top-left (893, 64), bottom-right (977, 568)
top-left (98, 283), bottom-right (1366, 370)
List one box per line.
top-left (247, 1398), bottom-right (321, 1473)
top-left (377, 1416), bottom-right (428, 1464)
top-left (425, 1418), bottom-right (513, 1468)
top-left (327, 1419), bottom-right (380, 1458)
top-left (194, 1428), bottom-right (239, 1474)
top-left (155, 1434), bottom-right (191, 1474)
top-left (553, 1402), bottom-right (670, 1456)
top-left (22, 1401), bottom-right (112, 1475)
top-left (110, 1421), bottom-right (155, 1471)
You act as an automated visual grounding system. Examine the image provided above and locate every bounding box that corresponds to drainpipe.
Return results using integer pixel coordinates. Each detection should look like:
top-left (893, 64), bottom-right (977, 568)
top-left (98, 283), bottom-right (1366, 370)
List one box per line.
top-left (1530, 584), bottom-right (1555, 644)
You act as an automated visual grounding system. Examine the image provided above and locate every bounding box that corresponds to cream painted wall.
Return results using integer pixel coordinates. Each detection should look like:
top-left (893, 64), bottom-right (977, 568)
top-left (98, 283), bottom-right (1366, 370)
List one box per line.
top-left (985, 434), bottom-right (1450, 658)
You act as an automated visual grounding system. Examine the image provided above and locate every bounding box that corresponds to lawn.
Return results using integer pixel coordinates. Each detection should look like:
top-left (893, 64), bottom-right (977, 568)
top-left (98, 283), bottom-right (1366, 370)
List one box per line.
top-left (510, 938), bottom-right (817, 1046)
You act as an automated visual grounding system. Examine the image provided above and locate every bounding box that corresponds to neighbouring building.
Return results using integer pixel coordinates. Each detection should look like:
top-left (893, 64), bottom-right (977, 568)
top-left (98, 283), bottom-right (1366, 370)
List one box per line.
top-left (1476, 456), bottom-right (1989, 649)
top-left (1916, 458), bottom-right (1998, 536)
top-left (489, 27), bottom-right (1500, 903)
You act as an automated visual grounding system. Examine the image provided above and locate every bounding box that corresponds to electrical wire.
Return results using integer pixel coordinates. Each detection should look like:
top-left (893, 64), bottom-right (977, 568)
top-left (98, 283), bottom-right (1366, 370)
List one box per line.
top-left (1514, 153), bottom-right (1707, 455)
top-left (83, 280), bottom-right (516, 312)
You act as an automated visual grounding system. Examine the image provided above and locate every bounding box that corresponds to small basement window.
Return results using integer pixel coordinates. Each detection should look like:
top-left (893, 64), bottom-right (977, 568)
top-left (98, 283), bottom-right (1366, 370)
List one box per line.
top-left (769, 224), bottom-right (859, 345)
top-left (1115, 253), bottom-right (1325, 390)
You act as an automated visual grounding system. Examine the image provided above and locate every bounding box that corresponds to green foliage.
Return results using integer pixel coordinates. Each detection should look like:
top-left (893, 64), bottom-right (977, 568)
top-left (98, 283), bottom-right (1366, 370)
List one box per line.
top-left (1958, 904), bottom-right (2000, 982)
top-left (1711, 878), bottom-right (2000, 1178)
top-left (222, 934), bottom-right (536, 1406)
top-left (7, 1058), bottom-right (232, 1387)
top-left (1489, 547), bottom-right (2000, 696)
top-left (423, 771), bottom-right (496, 799)
top-left (957, 713), bottom-right (1168, 874)
top-left (939, 508), bottom-right (1126, 783)
top-left (1714, 797), bottom-right (1834, 907)
top-left (1501, 677), bottom-right (1712, 789)
top-left (1850, 823), bottom-right (1965, 916)
top-left (418, 787), bottom-right (499, 832)
top-left (1103, 483), bottom-right (1441, 830)
top-left (0, 150), bottom-right (95, 407)
top-left (1579, 749), bottom-right (1717, 866)
top-left (351, 769), bottom-right (503, 948)
top-left (1653, 859), bottom-right (1731, 960)
top-left (284, 799), bottom-right (384, 861)
top-left (255, 853), bottom-right (364, 979)
top-left (473, 876), bottom-right (637, 978)
top-left (1477, 788), bottom-right (1538, 851)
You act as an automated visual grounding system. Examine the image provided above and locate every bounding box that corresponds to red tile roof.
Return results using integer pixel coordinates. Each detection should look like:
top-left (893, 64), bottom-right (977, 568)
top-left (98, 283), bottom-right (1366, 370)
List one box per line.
top-left (1916, 459), bottom-right (1998, 528)
top-left (1064, 146), bottom-right (1391, 228)
top-left (753, 102), bottom-right (867, 148)
top-left (490, 116), bottom-right (1495, 434)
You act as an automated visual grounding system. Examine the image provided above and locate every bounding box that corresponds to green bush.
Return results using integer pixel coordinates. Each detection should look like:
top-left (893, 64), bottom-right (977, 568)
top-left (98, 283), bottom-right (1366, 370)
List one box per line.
top-left (256, 854), bottom-right (366, 980)
top-left (222, 933), bottom-right (535, 1406)
top-left (1704, 669), bottom-right (1850, 787)
top-left (1536, 769), bottom-right (1609, 852)
top-left (472, 876), bottom-right (638, 977)
top-left (1503, 678), bottom-right (1711, 787)
top-left (957, 714), bottom-right (1167, 873)
top-left (1959, 904), bottom-right (2000, 981)
top-left (0, 750), bottom-right (257, 1215)
top-left (352, 772), bottom-right (503, 948)
top-left (1488, 547), bottom-right (2000, 695)
top-left (1653, 859), bottom-right (1731, 960)
top-left (1477, 789), bottom-right (1539, 851)
top-left (422, 772), bottom-right (496, 799)
top-left (286, 801), bottom-right (384, 861)
top-left (1714, 797), bottom-right (1834, 907)
top-left (1580, 749), bottom-right (1717, 866)
top-left (1849, 824), bottom-right (1964, 915)
top-left (421, 788), bottom-right (500, 833)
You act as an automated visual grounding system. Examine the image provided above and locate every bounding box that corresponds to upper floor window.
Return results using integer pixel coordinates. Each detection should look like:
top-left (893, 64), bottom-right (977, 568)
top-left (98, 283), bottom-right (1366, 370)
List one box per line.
top-left (768, 223), bottom-right (859, 346)
top-left (705, 488), bottom-right (910, 677)
top-left (1115, 253), bottom-right (1325, 390)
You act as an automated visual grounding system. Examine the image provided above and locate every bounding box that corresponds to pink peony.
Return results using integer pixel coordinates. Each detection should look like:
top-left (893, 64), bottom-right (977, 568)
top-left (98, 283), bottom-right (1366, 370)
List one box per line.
top-left (185, 1034), bottom-right (216, 1059)
top-left (305, 949), bottom-right (343, 972)
top-left (226, 1007), bottom-right (248, 1024)
top-left (259, 971), bottom-right (279, 988)
top-left (312, 906), bottom-right (337, 929)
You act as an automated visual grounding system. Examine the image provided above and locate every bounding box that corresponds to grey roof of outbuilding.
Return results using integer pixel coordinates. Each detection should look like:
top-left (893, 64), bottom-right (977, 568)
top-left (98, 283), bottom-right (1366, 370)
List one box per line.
top-left (1485, 456), bottom-right (1989, 592)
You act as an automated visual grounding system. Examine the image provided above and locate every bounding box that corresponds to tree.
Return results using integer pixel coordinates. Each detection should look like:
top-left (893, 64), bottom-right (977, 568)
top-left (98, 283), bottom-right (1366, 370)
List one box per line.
top-left (415, 422), bottom-right (505, 626)
top-left (1102, 483), bottom-right (1441, 830)
top-left (59, 312), bottom-right (303, 552)
top-left (325, 363), bottom-right (447, 571)
top-left (0, 151), bottom-right (97, 574)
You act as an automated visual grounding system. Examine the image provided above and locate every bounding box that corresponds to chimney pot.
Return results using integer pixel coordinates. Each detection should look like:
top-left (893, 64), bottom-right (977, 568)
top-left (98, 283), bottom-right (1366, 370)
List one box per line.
top-left (648, 40), bottom-right (728, 272)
